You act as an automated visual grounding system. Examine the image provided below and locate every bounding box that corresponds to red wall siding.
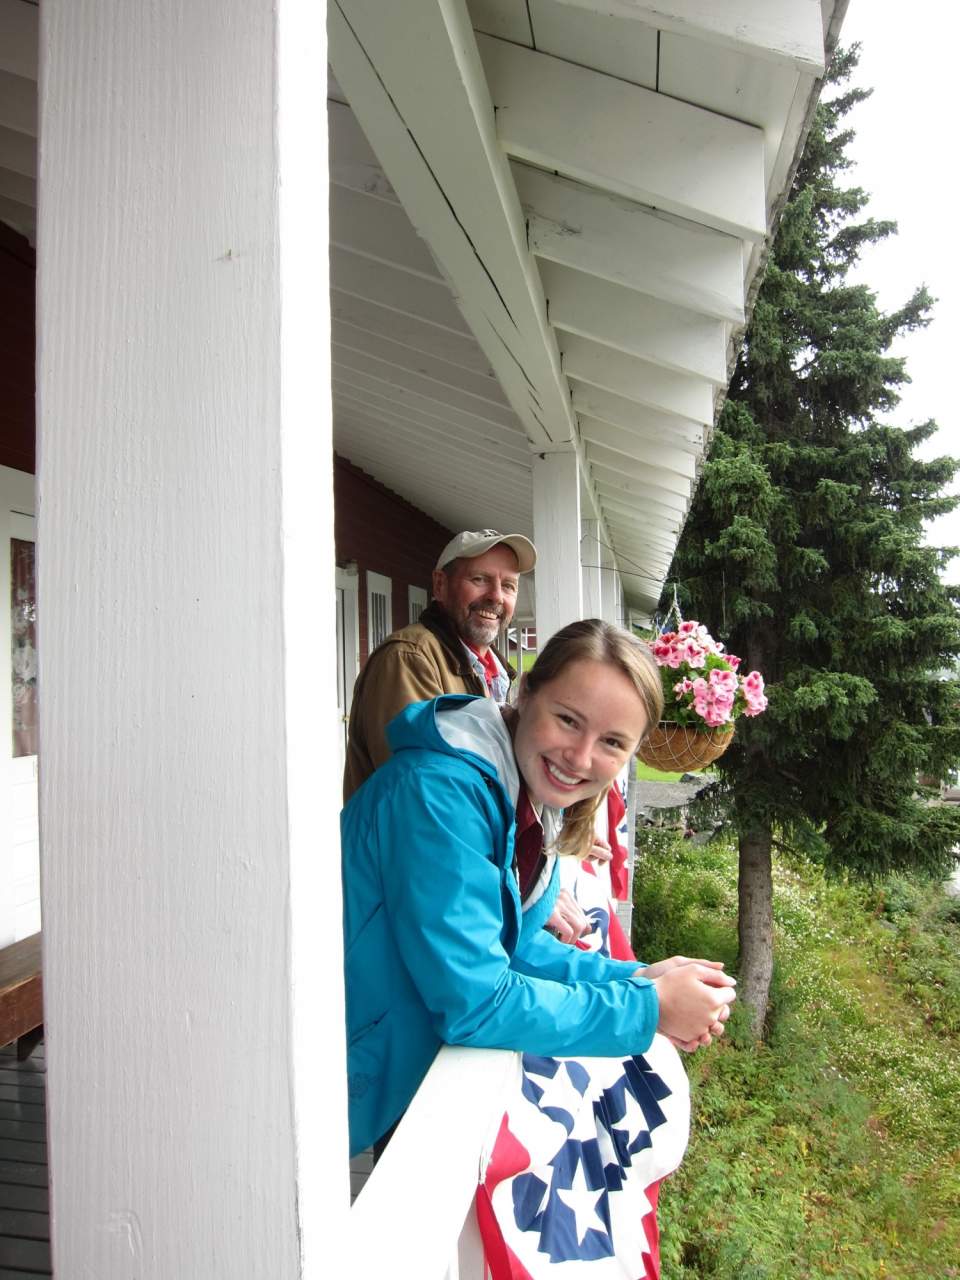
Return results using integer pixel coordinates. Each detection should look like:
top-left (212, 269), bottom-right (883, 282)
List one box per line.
top-left (334, 455), bottom-right (452, 661)
top-left (0, 225), bottom-right (36, 474)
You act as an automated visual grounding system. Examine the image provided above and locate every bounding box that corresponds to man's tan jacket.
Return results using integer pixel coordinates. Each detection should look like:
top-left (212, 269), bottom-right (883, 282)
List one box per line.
top-left (342, 602), bottom-right (514, 802)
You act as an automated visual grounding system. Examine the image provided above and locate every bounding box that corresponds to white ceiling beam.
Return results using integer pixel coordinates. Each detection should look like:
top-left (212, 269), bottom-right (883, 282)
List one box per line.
top-left (331, 246), bottom-right (471, 336)
top-left (330, 184), bottom-right (442, 282)
top-left (331, 290), bottom-right (494, 378)
top-left (580, 422), bottom-right (697, 481)
top-left (542, 260), bottom-right (727, 384)
top-left (333, 392), bottom-right (531, 467)
top-left (608, 536), bottom-right (674, 570)
top-left (604, 512), bottom-right (677, 549)
top-left (338, 425), bottom-right (532, 496)
top-left (586, 443), bottom-right (692, 499)
top-left (477, 33), bottom-right (766, 241)
top-left (601, 512), bottom-right (686, 547)
top-left (331, 365), bottom-right (527, 444)
top-left (0, 163), bottom-right (33, 208)
top-left (466, 0), bottom-right (532, 43)
top-left (605, 534), bottom-right (677, 569)
top-left (330, 0), bottom-right (576, 448)
top-left (573, 385), bottom-right (706, 450)
top-left (598, 492), bottom-right (682, 532)
top-left (529, 0), bottom-right (658, 87)
top-left (591, 466), bottom-right (689, 513)
top-left (332, 343), bottom-right (521, 428)
top-left (332, 320), bottom-right (510, 408)
top-left (335, 411), bottom-right (532, 486)
top-left (606, 522), bottom-right (676, 557)
top-left (0, 69), bottom-right (35, 138)
top-left (0, 2), bottom-right (37, 81)
top-left (563, 334), bottom-right (715, 423)
top-left (607, 547), bottom-right (673, 579)
top-left (0, 191), bottom-right (32, 236)
top-left (579, 416), bottom-right (700, 471)
top-left (0, 122), bottom-right (34, 179)
top-left (515, 163), bottom-right (745, 325)
top-left (608, 515), bottom-right (682, 546)
top-left (608, 549), bottom-right (672, 584)
top-left (332, 375), bottom-right (526, 456)
top-left (327, 99), bottom-right (399, 203)
top-left (550, 0), bottom-right (825, 74)
top-left (597, 482), bottom-right (684, 522)
top-left (336, 441), bottom-right (530, 518)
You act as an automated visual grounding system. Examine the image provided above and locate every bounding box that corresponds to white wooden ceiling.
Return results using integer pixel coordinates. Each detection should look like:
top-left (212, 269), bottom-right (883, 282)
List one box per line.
top-left (0, 0), bottom-right (847, 616)
top-left (328, 0), bottom-right (846, 615)
top-left (0, 1), bottom-right (37, 241)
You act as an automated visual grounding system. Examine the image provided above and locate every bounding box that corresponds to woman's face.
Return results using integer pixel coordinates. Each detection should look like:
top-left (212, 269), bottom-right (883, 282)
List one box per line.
top-left (513, 658), bottom-right (649, 810)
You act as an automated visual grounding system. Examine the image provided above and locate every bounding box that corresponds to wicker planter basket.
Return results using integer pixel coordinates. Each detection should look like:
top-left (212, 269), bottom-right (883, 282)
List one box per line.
top-left (638, 722), bottom-right (734, 773)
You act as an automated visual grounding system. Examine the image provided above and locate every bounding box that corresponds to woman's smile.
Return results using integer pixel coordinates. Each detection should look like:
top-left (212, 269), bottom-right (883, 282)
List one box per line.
top-left (514, 658), bottom-right (649, 809)
top-left (541, 757), bottom-right (587, 789)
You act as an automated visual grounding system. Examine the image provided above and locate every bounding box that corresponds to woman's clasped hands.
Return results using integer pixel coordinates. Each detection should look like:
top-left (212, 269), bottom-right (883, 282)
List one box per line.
top-left (638, 955), bottom-right (736, 1052)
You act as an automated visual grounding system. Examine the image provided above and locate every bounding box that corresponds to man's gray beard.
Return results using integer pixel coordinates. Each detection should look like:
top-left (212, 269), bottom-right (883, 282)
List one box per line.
top-left (461, 611), bottom-right (502, 648)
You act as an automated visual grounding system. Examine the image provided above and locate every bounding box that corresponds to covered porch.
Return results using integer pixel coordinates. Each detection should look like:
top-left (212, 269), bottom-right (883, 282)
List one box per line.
top-left (0, 0), bottom-right (845, 1273)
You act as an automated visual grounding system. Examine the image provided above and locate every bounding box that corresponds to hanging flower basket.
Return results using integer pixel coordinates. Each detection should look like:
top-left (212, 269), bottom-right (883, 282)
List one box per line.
top-left (638, 722), bottom-right (735, 773)
top-left (638, 599), bottom-right (768, 773)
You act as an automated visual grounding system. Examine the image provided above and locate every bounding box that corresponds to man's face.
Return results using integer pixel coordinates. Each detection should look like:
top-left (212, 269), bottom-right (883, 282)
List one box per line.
top-left (432, 544), bottom-right (520, 652)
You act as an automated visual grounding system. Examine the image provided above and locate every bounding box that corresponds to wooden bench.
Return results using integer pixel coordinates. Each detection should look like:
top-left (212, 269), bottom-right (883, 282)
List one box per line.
top-left (0, 932), bottom-right (43, 1060)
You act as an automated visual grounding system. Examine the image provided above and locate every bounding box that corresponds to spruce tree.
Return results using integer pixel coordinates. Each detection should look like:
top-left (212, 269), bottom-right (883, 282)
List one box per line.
top-left (668, 47), bottom-right (960, 1036)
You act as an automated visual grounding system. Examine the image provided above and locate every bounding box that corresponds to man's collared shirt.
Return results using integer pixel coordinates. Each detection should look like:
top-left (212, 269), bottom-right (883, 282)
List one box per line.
top-left (462, 640), bottom-right (510, 704)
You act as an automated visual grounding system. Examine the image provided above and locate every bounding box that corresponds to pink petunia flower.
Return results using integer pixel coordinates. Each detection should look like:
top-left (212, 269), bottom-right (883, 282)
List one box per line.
top-left (709, 668), bottom-right (738, 694)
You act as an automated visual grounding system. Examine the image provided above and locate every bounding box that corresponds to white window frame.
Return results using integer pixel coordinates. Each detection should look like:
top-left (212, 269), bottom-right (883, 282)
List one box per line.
top-left (408, 584), bottom-right (428, 625)
top-left (366, 570), bottom-right (393, 653)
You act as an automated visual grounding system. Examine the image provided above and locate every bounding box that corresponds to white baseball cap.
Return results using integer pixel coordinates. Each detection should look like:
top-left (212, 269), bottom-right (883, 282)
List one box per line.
top-left (434, 529), bottom-right (537, 574)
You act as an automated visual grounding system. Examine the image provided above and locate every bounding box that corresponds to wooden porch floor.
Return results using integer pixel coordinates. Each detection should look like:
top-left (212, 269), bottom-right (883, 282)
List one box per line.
top-left (0, 1040), bottom-right (50, 1278)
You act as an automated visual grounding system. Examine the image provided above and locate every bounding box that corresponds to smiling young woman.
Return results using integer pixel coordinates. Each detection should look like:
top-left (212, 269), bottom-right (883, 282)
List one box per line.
top-left (340, 618), bottom-right (735, 1162)
top-left (512, 620), bottom-right (664, 860)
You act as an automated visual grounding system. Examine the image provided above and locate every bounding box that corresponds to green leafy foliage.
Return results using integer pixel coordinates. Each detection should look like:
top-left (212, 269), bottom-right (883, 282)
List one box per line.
top-left (668, 45), bottom-right (960, 891)
top-left (632, 831), bottom-right (960, 1278)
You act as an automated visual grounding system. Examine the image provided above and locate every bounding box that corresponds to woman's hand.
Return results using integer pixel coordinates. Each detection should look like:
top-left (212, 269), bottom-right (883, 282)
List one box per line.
top-left (544, 889), bottom-right (590, 945)
top-left (651, 963), bottom-right (736, 1044)
top-left (667, 1000), bottom-right (731, 1051)
top-left (587, 836), bottom-right (613, 864)
top-left (639, 955), bottom-right (726, 981)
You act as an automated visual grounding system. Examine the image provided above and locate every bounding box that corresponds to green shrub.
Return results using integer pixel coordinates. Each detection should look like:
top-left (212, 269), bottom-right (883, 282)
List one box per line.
top-left (631, 830), bottom-right (960, 1278)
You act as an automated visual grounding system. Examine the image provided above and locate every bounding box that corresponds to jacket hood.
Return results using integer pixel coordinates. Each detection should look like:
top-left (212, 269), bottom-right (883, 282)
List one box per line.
top-left (386, 695), bottom-right (520, 807)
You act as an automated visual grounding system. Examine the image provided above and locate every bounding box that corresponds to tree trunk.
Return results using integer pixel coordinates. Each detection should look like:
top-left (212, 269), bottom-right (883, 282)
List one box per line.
top-left (737, 824), bottom-right (774, 1039)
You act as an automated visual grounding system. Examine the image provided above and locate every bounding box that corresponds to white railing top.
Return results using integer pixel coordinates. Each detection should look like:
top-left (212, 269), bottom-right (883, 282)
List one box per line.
top-left (346, 1045), bottom-right (520, 1280)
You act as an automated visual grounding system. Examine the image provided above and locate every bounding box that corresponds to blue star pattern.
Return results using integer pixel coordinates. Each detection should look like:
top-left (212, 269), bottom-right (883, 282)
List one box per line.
top-left (486, 1038), bottom-right (691, 1275)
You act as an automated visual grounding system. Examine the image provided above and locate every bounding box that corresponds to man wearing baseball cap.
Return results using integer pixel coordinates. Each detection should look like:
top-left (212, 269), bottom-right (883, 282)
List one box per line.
top-left (342, 529), bottom-right (536, 801)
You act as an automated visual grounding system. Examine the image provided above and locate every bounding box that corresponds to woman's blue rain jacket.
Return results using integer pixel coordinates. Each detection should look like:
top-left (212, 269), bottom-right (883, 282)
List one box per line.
top-left (340, 694), bottom-right (659, 1156)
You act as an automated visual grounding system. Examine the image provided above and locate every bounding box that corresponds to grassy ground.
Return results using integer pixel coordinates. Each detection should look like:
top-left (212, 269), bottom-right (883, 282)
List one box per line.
top-left (632, 830), bottom-right (960, 1279)
top-left (636, 760), bottom-right (685, 782)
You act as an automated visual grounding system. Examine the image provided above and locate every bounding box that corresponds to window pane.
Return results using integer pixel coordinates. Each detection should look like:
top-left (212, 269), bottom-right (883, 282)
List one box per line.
top-left (11, 538), bottom-right (38, 758)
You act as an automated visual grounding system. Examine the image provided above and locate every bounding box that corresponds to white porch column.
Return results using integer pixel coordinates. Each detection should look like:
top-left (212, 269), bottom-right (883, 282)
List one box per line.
top-left (600, 537), bottom-right (620, 627)
top-left (532, 449), bottom-right (583, 646)
top-left (37, 3), bottom-right (345, 1277)
top-left (580, 517), bottom-right (603, 621)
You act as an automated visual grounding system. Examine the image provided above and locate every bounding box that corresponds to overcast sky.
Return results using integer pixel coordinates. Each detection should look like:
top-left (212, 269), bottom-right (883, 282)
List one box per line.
top-left (839, 0), bottom-right (960, 571)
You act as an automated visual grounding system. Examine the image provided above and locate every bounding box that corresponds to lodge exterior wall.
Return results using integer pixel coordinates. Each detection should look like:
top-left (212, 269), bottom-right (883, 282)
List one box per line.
top-left (334, 453), bottom-right (452, 661)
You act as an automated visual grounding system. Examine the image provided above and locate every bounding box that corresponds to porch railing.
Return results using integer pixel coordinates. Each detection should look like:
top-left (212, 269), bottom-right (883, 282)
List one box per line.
top-left (346, 1045), bottom-right (520, 1279)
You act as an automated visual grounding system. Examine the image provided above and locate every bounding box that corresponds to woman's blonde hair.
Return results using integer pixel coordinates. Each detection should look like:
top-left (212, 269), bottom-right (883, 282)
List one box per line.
top-left (521, 618), bottom-right (664, 859)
